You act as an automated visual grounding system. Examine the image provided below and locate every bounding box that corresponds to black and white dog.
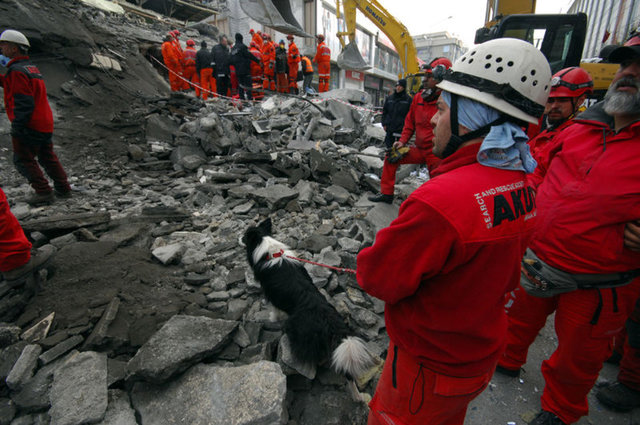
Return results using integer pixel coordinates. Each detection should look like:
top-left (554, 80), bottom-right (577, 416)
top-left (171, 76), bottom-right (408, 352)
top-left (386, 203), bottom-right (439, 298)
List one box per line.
top-left (242, 218), bottom-right (376, 400)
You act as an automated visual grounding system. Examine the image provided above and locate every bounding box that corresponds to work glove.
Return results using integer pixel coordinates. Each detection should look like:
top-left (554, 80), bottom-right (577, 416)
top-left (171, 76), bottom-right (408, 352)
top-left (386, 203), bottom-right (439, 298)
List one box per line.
top-left (386, 145), bottom-right (410, 164)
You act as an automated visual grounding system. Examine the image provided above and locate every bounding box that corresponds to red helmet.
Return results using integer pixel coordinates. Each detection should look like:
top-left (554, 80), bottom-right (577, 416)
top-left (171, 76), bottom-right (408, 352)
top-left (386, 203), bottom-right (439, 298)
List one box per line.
top-left (286, 34), bottom-right (294, 41)
top-left (426, 57), bottom-right (452, 72)
top-left (625, 34), bottom-right (640, 47)
top-left (264, 33), bottom-right (271, 40)
top-left (257, 30), bottom-right (262, 35)
top-left (250, 41), bottom-right (257, 48)
top-left (174, 30), bottom-right (180, 36)
top-left (186, 39), bottom-right (196, 47)
top-left (250, 29), bottom-right (255, 34)
top-left (316, 34), bottom-right (325, 42)
top-left (549, 67), bottom-right (593, 98)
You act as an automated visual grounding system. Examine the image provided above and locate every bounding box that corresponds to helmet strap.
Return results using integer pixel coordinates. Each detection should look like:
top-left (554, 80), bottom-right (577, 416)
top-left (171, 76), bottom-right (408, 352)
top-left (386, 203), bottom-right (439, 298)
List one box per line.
top-left (441, 93), bottom-right (508, 158)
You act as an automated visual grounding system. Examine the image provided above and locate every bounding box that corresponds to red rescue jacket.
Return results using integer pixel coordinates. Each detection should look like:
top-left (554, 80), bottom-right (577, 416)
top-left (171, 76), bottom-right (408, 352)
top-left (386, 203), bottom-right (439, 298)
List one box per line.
top-left (398, 90), bottom-right (440, 168)
top-left (314, 42), bottom-right (331, 64)
top-left (358, 143), bottom-right (535, 377)
top-left (183, 46), bottom-right (197, 68)
top-left (527, 118), bottom-right (575, 162)
top-left (250, 46), bottom-right (263, 77)
top-left (529, 102), bottom-right (640, 274)
top-left (0, 56), bottom-right (54, 136)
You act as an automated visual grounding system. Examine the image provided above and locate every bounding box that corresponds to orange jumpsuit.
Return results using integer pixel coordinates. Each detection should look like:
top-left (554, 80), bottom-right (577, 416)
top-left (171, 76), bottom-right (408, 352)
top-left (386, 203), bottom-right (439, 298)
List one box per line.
top-left (182, 46), bottom-right (198, 93)
top-left (287, 41), bottom-right (301, 94)
top-left (250, 45), bottom-right (264, 100)
top-left (313, 41), bottom-right (331, 92)
top-left (261, 40), bottom-right (276, 91)
top-left (161, 40), bottom-right (182, 91)
top-left (252, 33), bottom-right (263, 50)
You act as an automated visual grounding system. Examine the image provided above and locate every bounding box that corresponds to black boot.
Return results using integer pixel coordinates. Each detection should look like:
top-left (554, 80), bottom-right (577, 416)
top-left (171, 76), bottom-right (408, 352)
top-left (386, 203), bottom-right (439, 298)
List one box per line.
top-left (368, 193), bottom-right (394, 204)
top-left (596, 381), bottom-right (640, 411)
top-left (529, 410), bottom-right (566, 425)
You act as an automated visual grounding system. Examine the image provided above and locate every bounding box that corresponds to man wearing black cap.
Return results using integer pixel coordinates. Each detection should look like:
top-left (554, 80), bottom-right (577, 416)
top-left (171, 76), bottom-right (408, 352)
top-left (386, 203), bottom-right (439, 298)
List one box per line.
top-left (380, 79), bottom-right (412, 150)
top-left (497, 32), bottom-right (640, 425)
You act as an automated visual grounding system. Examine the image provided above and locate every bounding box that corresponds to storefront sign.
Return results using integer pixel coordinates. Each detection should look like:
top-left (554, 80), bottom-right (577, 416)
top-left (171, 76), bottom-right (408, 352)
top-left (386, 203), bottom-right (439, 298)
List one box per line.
top-left (346, 70), bottom-right (364, 81)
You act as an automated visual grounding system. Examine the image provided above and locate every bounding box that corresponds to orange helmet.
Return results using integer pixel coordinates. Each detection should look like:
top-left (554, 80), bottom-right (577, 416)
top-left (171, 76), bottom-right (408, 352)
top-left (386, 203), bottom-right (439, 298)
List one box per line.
top-left (316, 34), bottom-right (325, 42)
top-left (286, 34), bottom-right (294, 41)
top-left (186, 39), bottom-right (196, 47)
top-left (549, 67), bottom-right (593, 98)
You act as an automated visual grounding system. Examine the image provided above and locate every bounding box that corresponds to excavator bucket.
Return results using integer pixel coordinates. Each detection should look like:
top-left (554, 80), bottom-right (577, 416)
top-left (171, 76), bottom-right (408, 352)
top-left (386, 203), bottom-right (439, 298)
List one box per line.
top-left (337, 41), bottom-right (371, 71)
top-left (239, 0), bottom-right (312, 38)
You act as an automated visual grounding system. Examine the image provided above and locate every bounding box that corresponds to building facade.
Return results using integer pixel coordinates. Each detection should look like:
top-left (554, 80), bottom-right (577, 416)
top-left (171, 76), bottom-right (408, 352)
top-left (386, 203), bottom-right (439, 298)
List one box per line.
top-left (568, 0), bottom-right (639, 58)
top-left (413, 31), bottom-right (466, 64)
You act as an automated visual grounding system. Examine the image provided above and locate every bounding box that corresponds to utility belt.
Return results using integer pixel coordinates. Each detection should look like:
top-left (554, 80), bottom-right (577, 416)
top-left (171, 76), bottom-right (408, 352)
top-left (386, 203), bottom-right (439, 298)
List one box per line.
top-left (520, 248), bottom-right (640, 297)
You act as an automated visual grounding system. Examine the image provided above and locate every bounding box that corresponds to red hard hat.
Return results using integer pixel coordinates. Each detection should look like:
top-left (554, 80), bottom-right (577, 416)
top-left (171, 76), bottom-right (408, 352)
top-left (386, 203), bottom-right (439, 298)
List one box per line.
top-left (250, 29), bottom-right (255, 34)
top-left (549, 67), bottom-right (593, 98)
top-left (286, 34), bottom-right (294, 40)
top-left (186, 39), bottom-right (195, 47)
top-left (264, 34), bottom-right (271, 40)
top-left (427, 57), bottom-right (452, 71)
top-left (174, 30), bottom-right (180, 36)
top-left (625, 34), bottom-right (640, 47)
top-left (316, 34), bottom-right (325, 41)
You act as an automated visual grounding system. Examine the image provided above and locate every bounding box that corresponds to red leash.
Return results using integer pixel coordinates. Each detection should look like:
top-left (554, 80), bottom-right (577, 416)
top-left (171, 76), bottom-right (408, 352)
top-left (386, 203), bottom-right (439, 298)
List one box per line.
top-left (270, 249), bottom-right (357, 275)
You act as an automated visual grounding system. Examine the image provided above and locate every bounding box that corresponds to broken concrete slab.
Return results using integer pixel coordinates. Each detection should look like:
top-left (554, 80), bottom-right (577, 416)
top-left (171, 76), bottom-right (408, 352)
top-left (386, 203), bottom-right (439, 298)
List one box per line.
top-left (6, 345), bottom-right (42, 391)
top-left (49, 351), bottom-right (108, 425)
top-left (95, 390), bottom-right (137, 425)
top-left (126, 315), bottom-right (238, 384)
top-left (20, 213), bottom-right (111, 234)
top-left (250, 185), bottom-right (299, 210)
top-left (130, 361), bottom-right (287, 425)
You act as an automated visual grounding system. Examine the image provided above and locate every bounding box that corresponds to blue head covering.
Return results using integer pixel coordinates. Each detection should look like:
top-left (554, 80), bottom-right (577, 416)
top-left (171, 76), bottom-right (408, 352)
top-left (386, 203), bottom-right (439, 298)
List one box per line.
top-left (440, 91), bottom-right (537, 173)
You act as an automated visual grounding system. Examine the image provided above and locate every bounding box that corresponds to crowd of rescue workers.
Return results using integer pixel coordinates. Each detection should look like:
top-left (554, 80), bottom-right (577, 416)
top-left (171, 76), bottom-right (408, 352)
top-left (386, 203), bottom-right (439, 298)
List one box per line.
top-left (1, 23), bottom-right (640, 425)
top-left (159, 29), bottom-right (328, 100)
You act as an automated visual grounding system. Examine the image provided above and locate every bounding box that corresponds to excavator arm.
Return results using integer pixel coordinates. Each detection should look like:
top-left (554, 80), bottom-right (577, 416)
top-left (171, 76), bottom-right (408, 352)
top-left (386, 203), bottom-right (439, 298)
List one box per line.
top-left (335, 0), bottom-right (419, 76)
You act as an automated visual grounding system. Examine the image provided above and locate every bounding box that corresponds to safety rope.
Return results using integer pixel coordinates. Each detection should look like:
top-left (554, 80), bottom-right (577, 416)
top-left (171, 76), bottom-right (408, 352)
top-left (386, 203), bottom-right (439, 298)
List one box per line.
top-left (269, 249), bottom-right (356, 274)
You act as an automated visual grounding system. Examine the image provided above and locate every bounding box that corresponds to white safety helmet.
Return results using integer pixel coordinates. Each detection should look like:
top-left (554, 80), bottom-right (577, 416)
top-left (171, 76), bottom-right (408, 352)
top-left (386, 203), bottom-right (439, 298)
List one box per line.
top-left (437, 38), bottom-right (551, 124)
top-left (0, 30), bottom-right (30, 48)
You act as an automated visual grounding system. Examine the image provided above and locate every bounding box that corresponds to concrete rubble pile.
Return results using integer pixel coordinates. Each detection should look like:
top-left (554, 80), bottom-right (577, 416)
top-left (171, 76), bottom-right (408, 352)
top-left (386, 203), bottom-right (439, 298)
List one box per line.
top-left (0, 1), bottom-right (440, 424)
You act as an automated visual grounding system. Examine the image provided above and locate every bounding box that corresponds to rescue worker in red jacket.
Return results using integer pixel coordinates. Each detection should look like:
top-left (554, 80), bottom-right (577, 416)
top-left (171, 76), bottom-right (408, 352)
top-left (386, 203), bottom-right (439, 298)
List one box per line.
top-left (496, 35), bottom-right (640, 425)
top-left (161, 34), bottom-right (182, 92)
top-left (286, 35), bottom-right (301, 94)
top-left (249, 41), bottom-right (264, 100)
top-left (249, 29), bottom-right (263, 50)
top-left (358, 38), bottom-right (550, 425)
top-left (0, 30), bottom-right (72, 205)
top-left (261, 34), bottom-right (276, 91)
top-left (313, 34), bottom-right (331, 92)
top-left (528, 67), bottom-right (593, 161)
top-left (368, 57), bottom-right (451, 203)
top-left (0, 188), bottom-right (55, 284)
top-left (182, 39), bottom-right (198, 94)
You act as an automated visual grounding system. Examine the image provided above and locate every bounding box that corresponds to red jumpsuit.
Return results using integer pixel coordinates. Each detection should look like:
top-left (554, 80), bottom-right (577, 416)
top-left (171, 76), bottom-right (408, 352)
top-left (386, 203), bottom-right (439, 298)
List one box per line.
top-left (251, 33), bottom-right (263, 50)
top-left (182, 46), bottom-right (198, 93)
top-left (261, 41), bottom-right (276, 91)
top-left (287, 41), bottom-right (301, 93)
top-left (0, 188), bottom-right (31, 273)
top-left (379, 90), bottom-right (440, 196)
top-left (499, 102), bottom-right (640, 424)
top-left (358, 144), bottom-right (535, 425)
top-left (1, 57), bottom-right (71, 196)
top-left (161, 41), bottom-right (182, 91)
top-left (313, 41), bottom-right (331, 92)
top-left (249, 46), bottom-right (264, 100)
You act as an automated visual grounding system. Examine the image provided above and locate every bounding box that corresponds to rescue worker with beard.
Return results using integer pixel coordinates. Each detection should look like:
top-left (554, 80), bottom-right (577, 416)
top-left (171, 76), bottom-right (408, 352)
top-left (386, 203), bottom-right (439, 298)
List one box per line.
top-left (212, 35), bottom-right (231, 97)
top-left (196, 41), bottom-right (216, 100)
top-left (496, 33), bottom-right (640, 425)
top-left (528, 67), bottom-right (593, 160)
top-left (368, 58), bottom-right (451, 204)
top-left (286, 35), bottom-right (301, 94)
top-left (229, 33), bottom-right (259, 101)
top-left (357, 38), bottom-right (549, 425)
top-left (0, 30), bottom-right (72, 205)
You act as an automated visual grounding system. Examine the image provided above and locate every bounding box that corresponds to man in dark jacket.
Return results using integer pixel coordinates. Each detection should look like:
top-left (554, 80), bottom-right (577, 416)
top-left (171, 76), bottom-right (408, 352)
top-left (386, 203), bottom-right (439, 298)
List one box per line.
top-left (275, 40), bottom-right (289, 93)
top-left (230, 33), bottom-right (259, 101)
top-left (0, 29), bottom-right (71, 206)
top-left (196, 40), bottom-right (215, 100)
top-left (211, 35), bottom-right (230, 97)
top-left (381, 79), bottom-right (412, 149)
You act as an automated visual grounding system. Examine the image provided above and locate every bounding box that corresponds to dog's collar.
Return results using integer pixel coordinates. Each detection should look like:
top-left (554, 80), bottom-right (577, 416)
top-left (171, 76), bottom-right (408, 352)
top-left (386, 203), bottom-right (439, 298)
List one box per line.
top-left (266, 249), bottom-right (285, 260)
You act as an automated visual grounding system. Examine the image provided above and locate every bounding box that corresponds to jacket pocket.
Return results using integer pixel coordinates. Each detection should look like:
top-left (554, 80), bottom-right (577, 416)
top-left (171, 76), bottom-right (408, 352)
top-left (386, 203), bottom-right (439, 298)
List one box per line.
top-left (433, 372), bottom-right (491, 397)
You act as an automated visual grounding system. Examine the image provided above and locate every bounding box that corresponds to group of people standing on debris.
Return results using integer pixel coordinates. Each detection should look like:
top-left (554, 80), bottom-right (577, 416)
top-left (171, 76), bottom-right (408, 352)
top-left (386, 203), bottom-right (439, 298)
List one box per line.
top-left (358, 31), bottom-right (640, 425)
top-left (160, 29), bottom-right (330, 100)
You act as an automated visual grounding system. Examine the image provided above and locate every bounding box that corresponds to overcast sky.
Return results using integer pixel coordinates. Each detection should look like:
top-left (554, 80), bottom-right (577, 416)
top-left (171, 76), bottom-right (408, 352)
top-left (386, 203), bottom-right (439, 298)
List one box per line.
top-left (380, 0), bottom-right (576, 47)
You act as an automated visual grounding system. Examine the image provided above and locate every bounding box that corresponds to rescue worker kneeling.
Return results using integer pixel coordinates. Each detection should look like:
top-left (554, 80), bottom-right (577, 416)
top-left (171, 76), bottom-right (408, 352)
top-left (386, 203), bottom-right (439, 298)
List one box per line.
top-left (357, 38), bottom-right (550, 425)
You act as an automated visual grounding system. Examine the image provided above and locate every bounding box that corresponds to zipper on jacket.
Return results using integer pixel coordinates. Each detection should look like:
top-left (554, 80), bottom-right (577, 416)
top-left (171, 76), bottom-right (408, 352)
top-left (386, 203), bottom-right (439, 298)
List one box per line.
top-left (586, 128), bottom-right (609, 175)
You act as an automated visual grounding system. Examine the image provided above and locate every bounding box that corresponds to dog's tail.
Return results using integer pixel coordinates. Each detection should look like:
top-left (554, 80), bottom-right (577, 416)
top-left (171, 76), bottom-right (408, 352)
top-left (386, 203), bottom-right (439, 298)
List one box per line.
top-left (331, 336), bottom-right (377, 380)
